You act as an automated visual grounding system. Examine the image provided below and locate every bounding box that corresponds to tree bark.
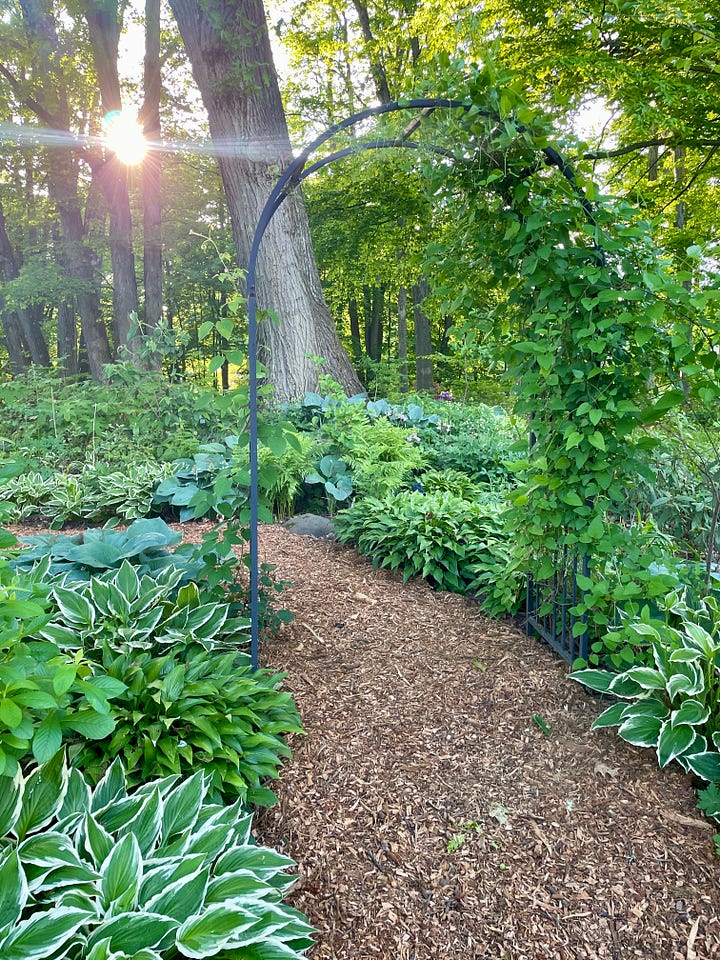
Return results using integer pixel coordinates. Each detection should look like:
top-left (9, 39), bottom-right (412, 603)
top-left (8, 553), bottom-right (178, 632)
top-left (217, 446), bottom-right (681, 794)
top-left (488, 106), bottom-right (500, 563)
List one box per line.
top-left (348, 297), bottom-right (362, 363)
top-left (412, 277), bottom-right (433, 391)
top-left (169, 0), bottom-right (363, 402)
top-left (398, 285), bottom-right (409, 393)
top-left (142, 0), bottom-right (163, 355)
top-left (363, 283), bottom-right (384, 362)
top-left (0, 198), bottom-right (49, 368)
top-left (57, 301), bottom-right (79, 377)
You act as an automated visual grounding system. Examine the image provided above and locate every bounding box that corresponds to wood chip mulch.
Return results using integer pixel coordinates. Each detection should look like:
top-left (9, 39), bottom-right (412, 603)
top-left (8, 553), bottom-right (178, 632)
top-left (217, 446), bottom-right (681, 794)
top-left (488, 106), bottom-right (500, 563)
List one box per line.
top-left (251, 525), bottom-right (720, 960)
top-left (11, 520), bottom-right (720, 958)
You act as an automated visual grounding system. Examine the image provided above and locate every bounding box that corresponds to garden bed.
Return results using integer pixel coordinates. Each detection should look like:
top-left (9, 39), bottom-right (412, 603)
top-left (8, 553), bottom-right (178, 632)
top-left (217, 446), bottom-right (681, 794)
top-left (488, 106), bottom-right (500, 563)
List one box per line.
top-left (11, 520), bottom-right (720, 958)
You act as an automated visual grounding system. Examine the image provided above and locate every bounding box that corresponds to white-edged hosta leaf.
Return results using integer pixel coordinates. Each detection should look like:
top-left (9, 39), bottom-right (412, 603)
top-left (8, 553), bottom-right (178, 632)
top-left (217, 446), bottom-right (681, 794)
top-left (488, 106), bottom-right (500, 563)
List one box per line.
top-left (14, 751), bottom-right (68, 840)
top-left (114, 560), bottom-right (141, 600)
top-left (0, 851), bottom-right (27, 929)
top-left (617, 712), bottom-right (663, 749)
top-left (138, 854), bottom-right (206, 906)
top-left (86, 912), bottom-right (176, 954)
top-left (85, 937), bottom-right (113, 960)
top-left (96, 794), bottom-right (145, 835)
top-left (175, 903), bottom-right (259, 958)
top-left (91, 758), bottom-right (127, 814)
top-left (622, 667), bottom-right (666, 690)
top-left (145, 865), bottom-right (209, 922)
top-left (671, 699), bottom-right (710, 728)
top-left (2, 906), bottom-right (92, 960)
top-left (657, 722), bottom-right (695, 769)
top-left (0, 766), bottom-right (24, 836)
top-left (160, 772), bottom-right (205, 845)
top-left (100, 833), bottom-right (142, 912)
top-left (84, 814), bottom-right (114, 867)
top-left (58, 768), bottom-right (91, 821)
top-left (205, 869), bottom-right (279, 904)
top-left (183, 823), bottom-right (234, 860)
top-left (667, 664), bottom-right (704, 699)
top-left (18, 831), bottom-right (85, 870)
top-left (117, 788), bottom-right (162, 856)
top-left (683, 621), bottom-right (718, 656)
top-left (215, 845), bottom-right (296, 883)
top-left (237, 938), bottom-right (310, 960)
top-left (686, 751), bottom-right (720, 783)
top-left (590, 702), bottom-right (626, 730)
top-left (568, 669), bottom-right (614, 693)
top-left (51, 586), bottom-right (95, 627)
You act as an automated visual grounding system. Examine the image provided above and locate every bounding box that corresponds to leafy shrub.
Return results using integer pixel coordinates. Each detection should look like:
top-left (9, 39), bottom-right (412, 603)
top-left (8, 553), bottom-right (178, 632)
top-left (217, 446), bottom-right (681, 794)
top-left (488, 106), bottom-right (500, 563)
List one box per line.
top-left (571, 592), bottom-right (720, 784)
top-left (37, 562), bottom-right (300, 805)
top-left (0, 751), bottom-right (314, 959)
top-left (334, 490), bottom-right (516, 608)
top-left (417, 401), bottom-right (516, 485)
top-left (418, 468), bottom-right (487, 501)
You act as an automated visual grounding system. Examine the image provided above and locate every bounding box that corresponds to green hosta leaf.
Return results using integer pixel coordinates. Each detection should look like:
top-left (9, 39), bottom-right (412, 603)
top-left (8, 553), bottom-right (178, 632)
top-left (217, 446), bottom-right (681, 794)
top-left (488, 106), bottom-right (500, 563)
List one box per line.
top-left (0, 767), bottom-right (24, 836)
top-left (666, 662), bottom-right (704, 699)
top-left (51, 586), bottom-right (95, 627)
top-left (161, 773), bottom-right (205, 844)
top-left (87, 913), bottom-right (177, 954)
top-left (59, 768), bottom-right (91, 821)
top-left (205, 870), bottom-right (277, 904)
top-left (568, 669), bottom-right (613, 693)
top-left (671, 699), bottom-right (710, 728)
top-left (145, 865), bottom-right (210, 922)
top-left (15, 752), bottom-right (68, 840)
top-left (84, 814), bottom-right (114, 868)
top-left (657, 722), bottom-right (695, 769)
top-left (101, 833), bottom-right (142, 913)
top-left (175, 903), bottom-right (259, 958)
top-left (215, 845), bottom-right (295, 881)
top-left (683, 622), bottom-right (718, 657)
top-left (117, 788), bottom-right (162, 856)
top-left (618, 710), bottom-right (664, 748)
top-left (622, 667), bottom-right (666, 691)
top-left (33, 718), bottom-right (63, 763)
top-left (686, 751), bottom-right (720, 783)
top-left (0, 851), bottom-right (27, 929)
top-left (590, 702), bottom-right (626, 729)
top-left (2, 906), bottom-right (92, 960)
top-left (138, 855), bottom-right (206, 905)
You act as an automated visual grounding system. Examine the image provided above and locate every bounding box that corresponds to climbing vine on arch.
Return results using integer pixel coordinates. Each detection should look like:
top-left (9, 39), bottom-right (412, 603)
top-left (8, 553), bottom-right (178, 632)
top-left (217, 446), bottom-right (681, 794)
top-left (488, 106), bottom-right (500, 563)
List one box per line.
top-left (415, 60), bottom-right (719, 632)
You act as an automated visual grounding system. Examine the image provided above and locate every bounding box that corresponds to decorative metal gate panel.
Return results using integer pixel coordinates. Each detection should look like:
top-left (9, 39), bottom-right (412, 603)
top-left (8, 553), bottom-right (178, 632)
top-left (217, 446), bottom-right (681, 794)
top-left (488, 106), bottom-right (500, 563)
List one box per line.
top-left (526, 551), bottom-right (591, 664)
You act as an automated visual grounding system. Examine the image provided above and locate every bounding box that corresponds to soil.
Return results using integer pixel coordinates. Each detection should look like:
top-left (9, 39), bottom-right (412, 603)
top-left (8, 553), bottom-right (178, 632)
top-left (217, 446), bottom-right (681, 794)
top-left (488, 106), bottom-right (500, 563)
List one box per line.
top-left (11, 520), bottom-right (720, 958)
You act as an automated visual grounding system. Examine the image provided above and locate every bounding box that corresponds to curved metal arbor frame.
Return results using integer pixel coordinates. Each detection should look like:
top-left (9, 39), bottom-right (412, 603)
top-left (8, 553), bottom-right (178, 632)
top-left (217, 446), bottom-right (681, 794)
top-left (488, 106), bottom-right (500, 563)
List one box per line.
top-left (246, 97), bottom-right (592, 669)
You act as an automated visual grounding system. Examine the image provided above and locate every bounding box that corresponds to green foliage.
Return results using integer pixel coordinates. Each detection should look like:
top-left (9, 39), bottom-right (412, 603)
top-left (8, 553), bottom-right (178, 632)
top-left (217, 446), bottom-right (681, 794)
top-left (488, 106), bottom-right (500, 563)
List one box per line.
top-left (0, 752), bottom-right (314, 959)
top-left (334, 490), bottom-right (514, 604)
top-left (304, 455), bottom-right (353, 506)
top-left (35, 562), bottom-right (300, 804)
top-left (571, 592), bottom-right (720, 784)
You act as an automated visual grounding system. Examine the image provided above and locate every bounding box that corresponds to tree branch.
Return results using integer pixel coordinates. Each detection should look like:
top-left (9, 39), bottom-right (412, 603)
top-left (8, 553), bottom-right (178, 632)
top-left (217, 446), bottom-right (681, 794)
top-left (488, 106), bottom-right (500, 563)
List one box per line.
top-left (0, 63), bottom-right (58, 128)
top-left (584, 137), bottom-right (720, 160)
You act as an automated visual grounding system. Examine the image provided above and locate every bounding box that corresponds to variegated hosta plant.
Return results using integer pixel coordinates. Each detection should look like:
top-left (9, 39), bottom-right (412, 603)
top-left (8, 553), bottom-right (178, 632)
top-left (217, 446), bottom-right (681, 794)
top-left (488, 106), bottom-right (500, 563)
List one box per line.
top-left (0, 752), bottom-right (314, 960)
top-left (571, 593), bottom-right (720, 784)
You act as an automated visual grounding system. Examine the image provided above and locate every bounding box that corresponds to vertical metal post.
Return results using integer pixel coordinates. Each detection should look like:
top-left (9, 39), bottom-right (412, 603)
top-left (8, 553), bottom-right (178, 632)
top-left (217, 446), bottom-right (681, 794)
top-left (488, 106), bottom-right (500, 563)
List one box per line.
top-left (247, 272), bottom-right (260, 671)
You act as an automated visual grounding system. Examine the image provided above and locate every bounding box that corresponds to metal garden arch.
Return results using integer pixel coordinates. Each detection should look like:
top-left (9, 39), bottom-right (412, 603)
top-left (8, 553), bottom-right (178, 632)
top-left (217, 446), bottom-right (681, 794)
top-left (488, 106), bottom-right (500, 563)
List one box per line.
top-left (246, 97), bottom-right (597, 669)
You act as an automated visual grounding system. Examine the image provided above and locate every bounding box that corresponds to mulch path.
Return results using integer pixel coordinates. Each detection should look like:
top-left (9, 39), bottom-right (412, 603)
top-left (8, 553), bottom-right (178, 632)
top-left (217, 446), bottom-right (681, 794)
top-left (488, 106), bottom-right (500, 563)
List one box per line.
top-left (11, 520), bottom-right (720, 958)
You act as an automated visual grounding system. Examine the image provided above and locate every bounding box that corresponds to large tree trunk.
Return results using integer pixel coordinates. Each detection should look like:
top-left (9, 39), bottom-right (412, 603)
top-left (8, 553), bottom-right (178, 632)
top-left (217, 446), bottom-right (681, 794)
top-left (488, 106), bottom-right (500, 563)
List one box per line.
top-left (169, 0), bottom-right (363, 402)
top-left (412, 278), bottom-right (433, 391)
top-left (397, 285), bottom-right (409, 393)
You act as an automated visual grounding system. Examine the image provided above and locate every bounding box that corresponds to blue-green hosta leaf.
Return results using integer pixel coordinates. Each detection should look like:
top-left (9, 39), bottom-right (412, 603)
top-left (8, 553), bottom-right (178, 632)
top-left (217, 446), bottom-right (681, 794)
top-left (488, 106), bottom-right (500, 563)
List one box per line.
top-left (590, 702), bottom-right (626, 730)
top-left (15, 752), bottom-right (68, 840)
top-left (91, 758), bottom-right (127, 814)
top-left (1, 906), bottom-right (93, 960)
top-left (657, 722), bottom-right (695, 769)
top-left (175, 903), bottom-right (259, 959)
top-left (0, 767), bottom-right (24, 836)
top-left (86, 912), bottom-right (177, 954)
top-left (116, 787), bottom-right (163, 856)
top-left (145, 865), bottom-right (210, 922)
top-left (618, 711), bottom-right (663, 748)
top-left (686, 751), bottom-right (720, 783)
top-left (100, 833), bottom-right (142, 913)
top-left (0, 851), bottom-right (27, 930)
top-left (160, 773), bottom-right (206, 846)
top-left (568, 669), bottom-right (614, 693)
top-left (671, 699), bottom-right (710, 728)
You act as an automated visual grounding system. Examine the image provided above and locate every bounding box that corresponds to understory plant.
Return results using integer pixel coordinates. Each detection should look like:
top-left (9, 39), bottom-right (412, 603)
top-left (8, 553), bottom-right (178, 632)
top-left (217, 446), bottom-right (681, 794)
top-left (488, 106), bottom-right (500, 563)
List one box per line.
top-left (0, 751), bottom-right (314, 959)
top-left (570, 592), bottom-right (720, 784)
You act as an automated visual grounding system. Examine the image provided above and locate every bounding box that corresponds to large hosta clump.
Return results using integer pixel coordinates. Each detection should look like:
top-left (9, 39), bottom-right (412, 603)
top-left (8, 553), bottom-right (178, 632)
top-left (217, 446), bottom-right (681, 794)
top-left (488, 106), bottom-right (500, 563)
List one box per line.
top-left (0, 752), bottom-right (314, 960)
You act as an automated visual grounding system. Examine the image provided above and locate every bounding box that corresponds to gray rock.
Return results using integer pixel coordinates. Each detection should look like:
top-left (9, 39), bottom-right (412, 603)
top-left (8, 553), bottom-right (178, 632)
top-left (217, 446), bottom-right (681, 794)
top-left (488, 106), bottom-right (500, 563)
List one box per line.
top-left (281, 513), bottom-right (335, 539)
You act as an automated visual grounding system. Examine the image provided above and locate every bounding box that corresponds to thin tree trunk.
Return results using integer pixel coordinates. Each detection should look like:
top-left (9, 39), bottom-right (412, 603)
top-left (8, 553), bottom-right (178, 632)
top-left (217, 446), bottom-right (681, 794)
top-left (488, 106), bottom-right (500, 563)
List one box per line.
top-left (57, 301), bottom-right (79, 377)
top-left (398, 285), bottom-right (408, 393)
top-left (412, 278), bottom-right (433, 391)
top-left (351, 0), bottom-right (392, 104)
top-left (348, 297), bottom-right (362, 363)
top-left (363, 284), bottom-right (384, 362)
top-left (0, 198), bottom-right (50, 367)
top-left (142, 0), bottom-right (163, 359)
top-left (169, 0), bottom-right (362, 401)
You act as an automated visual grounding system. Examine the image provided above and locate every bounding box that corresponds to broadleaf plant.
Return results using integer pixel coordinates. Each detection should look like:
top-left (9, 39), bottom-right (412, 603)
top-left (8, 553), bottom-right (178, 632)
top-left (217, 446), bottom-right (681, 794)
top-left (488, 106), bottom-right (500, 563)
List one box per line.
top-left (0, 752), bottom-right (314, 959)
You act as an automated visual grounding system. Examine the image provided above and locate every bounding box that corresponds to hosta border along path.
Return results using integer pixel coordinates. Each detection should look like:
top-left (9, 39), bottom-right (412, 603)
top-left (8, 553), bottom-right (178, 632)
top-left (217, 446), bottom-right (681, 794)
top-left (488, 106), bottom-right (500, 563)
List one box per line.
top-left (243, 61), bottom-right (713, 667)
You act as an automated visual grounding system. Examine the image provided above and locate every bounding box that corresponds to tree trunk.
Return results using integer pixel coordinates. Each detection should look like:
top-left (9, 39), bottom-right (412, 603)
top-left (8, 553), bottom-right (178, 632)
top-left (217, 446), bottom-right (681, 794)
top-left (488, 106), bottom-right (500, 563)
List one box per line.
top-left (57, 301), bottom-right (79, 377)
top-left (398, 285), bottom-right (409, 393)
top-left (363, 283), bottom-right (384, 362)
top-left (142, 0), bottom-right (163, 356)
top-left (0, 309), bottom-right (29, 375)
top-left (84, 0), bottom-right (140, 358)
top-left (169, 0), bottom-right (363, 402)
top-left (348, 297), bottom-right (362, 363)
top-left (412, 278), bottom-right (433, 391)
top-left (0, 198), bottom-right (50, 367)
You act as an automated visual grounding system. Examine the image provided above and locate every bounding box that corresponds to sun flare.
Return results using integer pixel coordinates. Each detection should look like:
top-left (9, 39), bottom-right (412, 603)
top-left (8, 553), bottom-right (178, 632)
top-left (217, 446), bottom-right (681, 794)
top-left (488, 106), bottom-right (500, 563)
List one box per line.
top-left (102, 109), bottom-right (147, 165)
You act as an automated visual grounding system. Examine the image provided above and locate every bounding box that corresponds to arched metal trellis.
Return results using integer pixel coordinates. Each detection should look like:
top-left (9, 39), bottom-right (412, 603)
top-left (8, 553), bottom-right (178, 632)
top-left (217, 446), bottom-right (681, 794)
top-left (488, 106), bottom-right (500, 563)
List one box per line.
top-left (246, 97), bottom-right (596, 669)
